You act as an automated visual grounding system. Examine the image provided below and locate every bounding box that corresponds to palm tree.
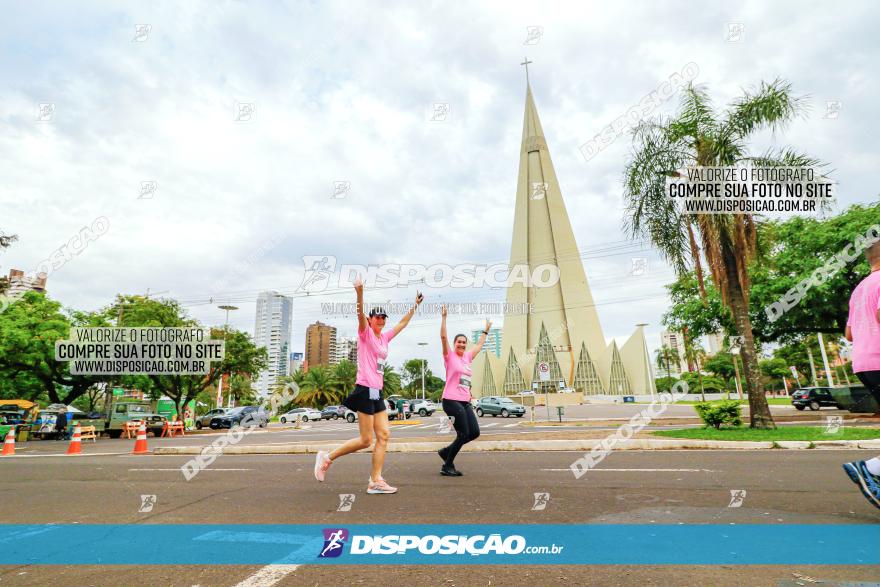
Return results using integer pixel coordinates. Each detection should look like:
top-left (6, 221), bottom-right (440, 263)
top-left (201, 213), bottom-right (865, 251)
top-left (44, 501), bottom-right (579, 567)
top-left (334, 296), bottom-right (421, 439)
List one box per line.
top-left (331, 360), bottom-right (357, 397)
top-left (654, 345), bottom-right (675, 377)
top-left (380, 364), bottom-right (402, 395)
top-left (298, 366), bottom-right (342, 408)
top-left (624, 79), bottom-right (823, 429)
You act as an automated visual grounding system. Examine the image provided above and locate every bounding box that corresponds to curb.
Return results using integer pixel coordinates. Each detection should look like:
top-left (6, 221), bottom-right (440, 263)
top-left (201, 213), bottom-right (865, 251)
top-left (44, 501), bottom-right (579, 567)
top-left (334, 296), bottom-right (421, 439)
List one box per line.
top-left (153, 438), bottom-right (880, 455)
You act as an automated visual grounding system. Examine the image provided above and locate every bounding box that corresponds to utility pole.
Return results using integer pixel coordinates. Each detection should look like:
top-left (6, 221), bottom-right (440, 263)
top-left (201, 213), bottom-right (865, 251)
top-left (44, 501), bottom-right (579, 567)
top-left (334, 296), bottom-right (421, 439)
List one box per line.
top-left (217, 305), bottom-right (238, 408)
top-left (817, 332), bottom-right (834, 387)
top-left (806, 344), bottom-right (819, 387)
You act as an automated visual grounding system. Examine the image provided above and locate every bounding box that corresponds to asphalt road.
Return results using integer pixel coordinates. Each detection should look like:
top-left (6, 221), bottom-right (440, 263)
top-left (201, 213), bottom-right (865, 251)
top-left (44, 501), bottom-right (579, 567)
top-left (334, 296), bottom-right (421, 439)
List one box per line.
top-left (2, 449), bottom-right (879, 586)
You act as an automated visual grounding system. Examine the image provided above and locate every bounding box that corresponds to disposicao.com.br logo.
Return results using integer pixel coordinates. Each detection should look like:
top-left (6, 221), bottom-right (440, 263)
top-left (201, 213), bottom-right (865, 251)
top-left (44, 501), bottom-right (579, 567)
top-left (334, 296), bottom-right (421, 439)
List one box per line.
top-left (298, 256), bottom-right (560, 292)
top-left (318, 529), bottom-right (563, 557)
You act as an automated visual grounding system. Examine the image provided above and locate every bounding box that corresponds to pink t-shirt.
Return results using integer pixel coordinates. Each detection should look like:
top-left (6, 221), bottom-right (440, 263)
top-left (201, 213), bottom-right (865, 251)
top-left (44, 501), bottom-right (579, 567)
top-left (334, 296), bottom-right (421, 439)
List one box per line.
top-left (443, 350), bottom-right (474, 401)
top-left (356, 327), bottom-right (396, 389)
top-left (847, 270), bottom-right (880, 373)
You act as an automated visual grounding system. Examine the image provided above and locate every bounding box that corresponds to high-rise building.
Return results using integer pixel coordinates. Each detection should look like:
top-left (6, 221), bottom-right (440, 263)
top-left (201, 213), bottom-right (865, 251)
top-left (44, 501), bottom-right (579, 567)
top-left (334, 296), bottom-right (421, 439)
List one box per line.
top-left (705, 332), bottom-right (725, 357)
top-left (471, 328), bottom-right (502, 358)
top-left (335, 336), bottom-right (357, 364)
top-left (5, 269), bottom-right (47, 298)
top-left (660, 331), bottom-right (690, 375)
top-left (305, 321), bottom-right (337, 370)
top-left (289, 352), bottom-right (304, 376)
top-left (470, 78), bottom-right (654, 398)
top-left (253, 291), bottom-right (293, 397)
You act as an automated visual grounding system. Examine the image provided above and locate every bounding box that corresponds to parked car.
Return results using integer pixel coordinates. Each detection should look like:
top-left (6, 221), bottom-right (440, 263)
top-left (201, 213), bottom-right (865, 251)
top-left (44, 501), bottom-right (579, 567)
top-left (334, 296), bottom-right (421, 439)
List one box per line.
top-left (475, 396), bottom-right (526, 418)
top-left (321, 405), bottom-right (345, 420)
top-left (385, 395), bottom-right (413, 419)
top-left (279, 408), bottom-right (323, 423)
top-left (791, 387), bottom-right (842, 411)
top-left (210, 406), bottom-right (269, 429)
top-left (342, 407), bottom-right (358, 423)
top-left (196, 408), bottom-right (230, 430)
top-left (411, 399), bottom-right (437, 417)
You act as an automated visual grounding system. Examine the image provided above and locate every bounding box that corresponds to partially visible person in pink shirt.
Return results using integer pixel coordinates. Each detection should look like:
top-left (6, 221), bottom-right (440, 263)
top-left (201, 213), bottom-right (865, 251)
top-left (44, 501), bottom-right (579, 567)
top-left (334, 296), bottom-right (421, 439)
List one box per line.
top-left (842, 234), bottom-right (880, 511)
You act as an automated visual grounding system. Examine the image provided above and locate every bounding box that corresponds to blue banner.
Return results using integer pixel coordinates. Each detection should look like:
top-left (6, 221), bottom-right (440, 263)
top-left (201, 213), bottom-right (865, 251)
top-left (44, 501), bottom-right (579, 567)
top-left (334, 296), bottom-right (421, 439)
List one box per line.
top-left (0, 524), bottom-right (877, 565)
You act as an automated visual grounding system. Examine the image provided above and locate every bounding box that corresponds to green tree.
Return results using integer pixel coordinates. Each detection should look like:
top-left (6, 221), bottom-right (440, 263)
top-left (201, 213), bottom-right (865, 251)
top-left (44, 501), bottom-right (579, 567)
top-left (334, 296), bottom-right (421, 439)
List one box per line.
top-left (331, 360), bottom-right (356, 396)
top-left (401, 358), bottom-right (434, 397)
top-left (750, 202), bottom-right (880, 343)
top-left (102, 295), bottom-right (267, 417)
top-left (625, 79), bottom-right (822, 428)
top-left (0, 292), bottom-right (110, 405)
top-left (381, 364), bottom-right (401, 395)
top-left (297, 366), bottom-right (342, 408)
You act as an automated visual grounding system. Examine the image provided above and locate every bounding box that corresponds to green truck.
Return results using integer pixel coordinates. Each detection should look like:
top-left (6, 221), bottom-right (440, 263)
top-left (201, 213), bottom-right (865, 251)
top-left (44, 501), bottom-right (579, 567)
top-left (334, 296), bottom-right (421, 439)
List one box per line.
top-left (103, 394), bottom-right (168, 438)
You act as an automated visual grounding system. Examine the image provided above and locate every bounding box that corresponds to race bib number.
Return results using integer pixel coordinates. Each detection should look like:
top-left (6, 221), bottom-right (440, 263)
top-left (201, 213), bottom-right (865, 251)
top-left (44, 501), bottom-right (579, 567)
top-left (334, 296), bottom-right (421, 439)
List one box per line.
top-left (377, 361), bottom-right (387, 374)
top-left (459, 375), bottom-right (472, 390)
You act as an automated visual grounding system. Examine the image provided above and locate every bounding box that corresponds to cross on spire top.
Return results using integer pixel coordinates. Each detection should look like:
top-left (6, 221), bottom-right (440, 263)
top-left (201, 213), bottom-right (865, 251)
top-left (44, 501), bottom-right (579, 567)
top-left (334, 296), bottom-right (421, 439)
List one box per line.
top-left (520, 57), bottom-right (533, 85)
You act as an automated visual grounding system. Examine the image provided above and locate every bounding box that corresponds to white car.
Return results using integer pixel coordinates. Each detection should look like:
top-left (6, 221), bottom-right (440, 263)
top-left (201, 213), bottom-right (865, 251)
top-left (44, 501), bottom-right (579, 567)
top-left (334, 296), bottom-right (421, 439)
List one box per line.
top-left (279, 408), bottom-right (322, 423)
top-left (411, 399), bottom-right (437, 417)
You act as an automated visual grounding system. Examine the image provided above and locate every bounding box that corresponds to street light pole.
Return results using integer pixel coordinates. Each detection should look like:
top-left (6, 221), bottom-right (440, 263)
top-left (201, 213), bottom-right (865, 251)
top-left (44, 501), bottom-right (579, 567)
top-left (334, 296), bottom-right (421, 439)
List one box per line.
top-left (417, 342), bottom-right (428, 401)
top-left (217, 305), bottom-right (238, 409)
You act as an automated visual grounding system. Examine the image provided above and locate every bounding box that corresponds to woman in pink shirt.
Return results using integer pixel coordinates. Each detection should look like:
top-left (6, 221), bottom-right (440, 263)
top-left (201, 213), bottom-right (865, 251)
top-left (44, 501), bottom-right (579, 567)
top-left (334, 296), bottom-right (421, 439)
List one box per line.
top-left (314, 277), bottom-right (423, 494)
top-left (437, 305), bottom-right (491, 476)
top-left (842, 236), bottom-right (880, 510)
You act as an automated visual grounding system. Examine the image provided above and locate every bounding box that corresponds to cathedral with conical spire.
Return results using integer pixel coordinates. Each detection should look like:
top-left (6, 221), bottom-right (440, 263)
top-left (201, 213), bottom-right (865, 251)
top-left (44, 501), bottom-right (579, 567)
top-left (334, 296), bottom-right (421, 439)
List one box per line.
top-left (470, 70), bottom-right (655, 399)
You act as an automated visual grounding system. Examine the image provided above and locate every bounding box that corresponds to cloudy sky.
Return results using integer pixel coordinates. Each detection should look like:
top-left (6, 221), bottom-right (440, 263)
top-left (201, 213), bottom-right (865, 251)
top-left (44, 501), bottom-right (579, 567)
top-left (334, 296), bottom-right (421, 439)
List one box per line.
top-left (2, 1), bottom-right (878, 375)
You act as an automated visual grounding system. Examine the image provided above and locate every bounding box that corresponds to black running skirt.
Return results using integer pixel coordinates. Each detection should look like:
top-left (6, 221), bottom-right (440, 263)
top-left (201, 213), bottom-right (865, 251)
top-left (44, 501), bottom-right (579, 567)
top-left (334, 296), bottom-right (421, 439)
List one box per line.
top-left (342, 384), bottom-right (388, 415)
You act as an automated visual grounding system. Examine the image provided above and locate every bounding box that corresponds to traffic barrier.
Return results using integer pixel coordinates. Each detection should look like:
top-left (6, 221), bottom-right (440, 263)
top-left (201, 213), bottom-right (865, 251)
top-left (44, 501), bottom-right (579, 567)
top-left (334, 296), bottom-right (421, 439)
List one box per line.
top-left (132, 423), bottom-right (149, 455)
top-left (2, 429), bottom-right (15, 456)
top-left (66, 425), bottom-right (82, 455)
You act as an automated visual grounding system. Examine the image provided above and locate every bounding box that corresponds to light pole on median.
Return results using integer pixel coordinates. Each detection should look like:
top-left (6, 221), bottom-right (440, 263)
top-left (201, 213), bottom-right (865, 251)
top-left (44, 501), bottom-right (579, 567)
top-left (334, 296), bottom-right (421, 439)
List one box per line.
top-left (217, 305), bottom-right (238, 409)
top-left (418, 342), bottom-right (428, 401)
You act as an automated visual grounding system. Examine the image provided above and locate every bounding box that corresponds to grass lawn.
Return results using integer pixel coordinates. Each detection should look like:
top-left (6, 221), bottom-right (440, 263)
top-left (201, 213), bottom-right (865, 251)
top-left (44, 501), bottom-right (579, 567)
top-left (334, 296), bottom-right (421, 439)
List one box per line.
top-left (652, 426), bottom-right (880, 441)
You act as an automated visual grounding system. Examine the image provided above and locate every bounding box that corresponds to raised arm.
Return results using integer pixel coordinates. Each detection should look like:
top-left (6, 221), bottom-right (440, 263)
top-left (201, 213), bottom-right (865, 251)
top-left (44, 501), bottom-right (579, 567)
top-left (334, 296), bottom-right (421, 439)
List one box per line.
top-left (470, 318), bottom-right (492, 357)
top-left (440, 305), bottom-right (449, 357)
top-left (392, 290), bottom-right (424, 337)
top-left (354, 276), bottom-right (367, 333)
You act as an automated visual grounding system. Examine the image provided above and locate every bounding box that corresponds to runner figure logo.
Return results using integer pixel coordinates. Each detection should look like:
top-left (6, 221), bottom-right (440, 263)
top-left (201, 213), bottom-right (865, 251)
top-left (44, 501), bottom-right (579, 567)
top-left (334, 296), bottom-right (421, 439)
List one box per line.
top-left (138, 494), bottom-right (157, 513)
top-left (728, 490), bottom-right (746, 508)
top-left (337, 494), bottom-right (355, 512)
top-left (824, 415), bottom-right (843, 434)
top-left (437, 415), bottom-right (455, 434)
top-left (532, 492), bottom-right (550, 511)
top-left (298, 256), bottom-right (337, 293)
top-left (319, 528), bottom-right (349, 558)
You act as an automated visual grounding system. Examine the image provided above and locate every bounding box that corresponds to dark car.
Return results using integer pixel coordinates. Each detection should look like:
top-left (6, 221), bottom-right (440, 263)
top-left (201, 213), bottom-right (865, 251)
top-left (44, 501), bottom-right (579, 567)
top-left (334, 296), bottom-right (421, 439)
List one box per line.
top-left (321, 405), bottom-right (345, 420)
top-left (791, 387), bottom-right (842, 411)
top-left (196, 408), bottom-right (230, 429)
top-left (475, 396), bottom-right (526, 418)
top-left (210, 406), bottom-right (269, 429)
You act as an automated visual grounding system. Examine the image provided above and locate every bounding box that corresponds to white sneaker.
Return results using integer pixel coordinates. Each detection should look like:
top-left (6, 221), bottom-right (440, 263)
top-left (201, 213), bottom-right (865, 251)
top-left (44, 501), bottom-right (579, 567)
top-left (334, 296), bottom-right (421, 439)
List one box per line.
top-left (367, 478), bottom-right (397, 494)
top-left (314, 450), bottom-right (332, 482)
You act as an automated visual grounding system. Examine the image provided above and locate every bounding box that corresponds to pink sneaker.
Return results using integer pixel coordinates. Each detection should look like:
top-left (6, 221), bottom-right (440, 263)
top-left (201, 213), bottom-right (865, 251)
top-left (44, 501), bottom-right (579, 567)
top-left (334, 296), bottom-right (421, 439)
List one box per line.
top-left (314, 450), bottom-right (332, 482)
top-left (367, 478), bottom-right (397, 494)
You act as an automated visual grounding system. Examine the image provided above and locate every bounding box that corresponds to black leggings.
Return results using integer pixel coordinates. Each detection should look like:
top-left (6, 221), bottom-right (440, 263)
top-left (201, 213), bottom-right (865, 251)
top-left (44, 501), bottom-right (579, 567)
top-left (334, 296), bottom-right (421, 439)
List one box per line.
top-left (856, 371), bottom-right (880, 401)
top-left (442, 399), bottom-right (480, 465)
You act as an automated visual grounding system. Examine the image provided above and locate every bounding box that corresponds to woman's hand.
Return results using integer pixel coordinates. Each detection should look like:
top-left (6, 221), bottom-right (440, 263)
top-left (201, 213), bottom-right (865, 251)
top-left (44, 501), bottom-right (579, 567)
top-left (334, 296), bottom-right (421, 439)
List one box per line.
top-left (484, 318), bottom-right (492, 332)
top-left (441, 304), bottom-right (447, 318)
top-left (353, 275), bottom-right (363, 293)
top-left (415, 290), bottom-right (424, 306)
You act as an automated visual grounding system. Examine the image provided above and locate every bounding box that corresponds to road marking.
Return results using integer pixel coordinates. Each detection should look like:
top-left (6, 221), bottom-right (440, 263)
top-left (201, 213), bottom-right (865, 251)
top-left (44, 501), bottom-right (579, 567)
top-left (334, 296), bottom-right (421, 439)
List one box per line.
top-left (540, 468), bottom-right (716, 472)
top-left (2, 452), bottom-right (129, 458)
top-left (128, 468), bottom-right (252, 471)
top-left (232, 564), bottom-right (300, 587)
top-left (482, 423), bottom-right (500, 428)
top-left (503, 423), bottom-right (520, 427)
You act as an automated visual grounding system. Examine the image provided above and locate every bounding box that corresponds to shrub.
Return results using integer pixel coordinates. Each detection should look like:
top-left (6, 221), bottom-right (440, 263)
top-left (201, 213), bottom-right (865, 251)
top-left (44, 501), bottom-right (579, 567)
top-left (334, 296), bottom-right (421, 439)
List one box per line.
top-left (693, 400), bottom-right (742, 429)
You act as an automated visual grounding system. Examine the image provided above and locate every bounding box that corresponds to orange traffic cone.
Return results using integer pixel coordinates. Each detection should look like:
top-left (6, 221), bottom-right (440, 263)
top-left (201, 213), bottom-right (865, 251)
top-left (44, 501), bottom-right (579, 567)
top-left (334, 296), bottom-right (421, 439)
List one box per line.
top-left (66, 425), bottom-right (82, 455)
top-left (132, 423), bottom-right (149, 455)
top-left (2, 429), bottom-right (15, 456)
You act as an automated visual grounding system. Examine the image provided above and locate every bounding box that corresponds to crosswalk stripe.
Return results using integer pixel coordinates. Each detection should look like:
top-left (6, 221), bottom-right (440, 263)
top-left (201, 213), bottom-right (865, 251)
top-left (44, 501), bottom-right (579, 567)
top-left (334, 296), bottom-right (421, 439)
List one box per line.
top-left (503, 423), bottom-right (519, 427)
top-left (483, 423), bottom-right (499, 428)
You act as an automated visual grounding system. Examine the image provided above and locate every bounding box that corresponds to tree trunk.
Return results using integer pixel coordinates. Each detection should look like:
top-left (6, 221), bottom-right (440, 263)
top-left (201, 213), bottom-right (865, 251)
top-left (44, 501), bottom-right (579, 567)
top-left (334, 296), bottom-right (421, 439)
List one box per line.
top-left (721, 244), bottom-right (775, 429)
